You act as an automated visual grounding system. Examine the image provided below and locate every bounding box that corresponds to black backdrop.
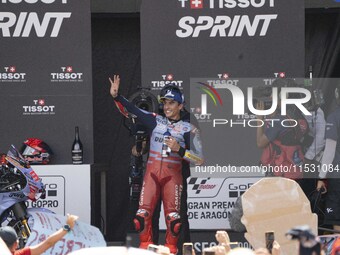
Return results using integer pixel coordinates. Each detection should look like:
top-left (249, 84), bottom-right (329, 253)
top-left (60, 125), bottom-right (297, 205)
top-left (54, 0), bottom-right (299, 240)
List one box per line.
top-left (92, 14), bottom-right (141, 241)
top-left (0, 0), bottom-right (93, 164)
top-left (92, 10), bottom-right (340, 242)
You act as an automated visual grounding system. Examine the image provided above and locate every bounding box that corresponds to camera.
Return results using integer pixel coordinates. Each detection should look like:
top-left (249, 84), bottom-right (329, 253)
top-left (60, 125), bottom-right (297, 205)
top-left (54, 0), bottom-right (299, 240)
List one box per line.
top-left (129, 88), bottom-right (159, 113)
top-left (183, 243), bottom-right (193, 255)
top-left (303, 88), bottom-right (325, 111)
top-left (265, 231), bottom-right (275, 254)
top-left (147, 244), bottom-right (159, 253)
top-left (251, 86), bottom-right (274, 111)
top-left (286, 225), bottom-right (315, 242)
top-left (286, 225), bottom-right (321, 255)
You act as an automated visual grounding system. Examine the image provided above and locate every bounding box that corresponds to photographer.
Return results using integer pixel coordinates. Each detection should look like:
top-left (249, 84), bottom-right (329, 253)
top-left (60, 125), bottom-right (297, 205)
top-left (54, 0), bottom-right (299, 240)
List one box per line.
top-left (256, 79), bottom-right (308, 180)
top-left (110, 75), bottom-right (204, 254)
top-left (317, 84), bottom-right (340, 232)
top-left (299, 90), bottom-right (326, 201)
top-left (286, 225), bottom-right (322, 255)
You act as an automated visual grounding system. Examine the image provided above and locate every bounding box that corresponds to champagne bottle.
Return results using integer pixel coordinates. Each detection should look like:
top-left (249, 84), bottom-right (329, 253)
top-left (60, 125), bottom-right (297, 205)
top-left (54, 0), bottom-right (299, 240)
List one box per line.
top-left (72, 126), bottom-right (83, 164)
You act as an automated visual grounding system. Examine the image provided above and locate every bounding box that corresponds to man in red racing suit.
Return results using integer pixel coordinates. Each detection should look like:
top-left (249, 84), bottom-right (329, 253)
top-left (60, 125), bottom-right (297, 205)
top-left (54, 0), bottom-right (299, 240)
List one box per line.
top-left (110, 75), bottom-right (203, 254)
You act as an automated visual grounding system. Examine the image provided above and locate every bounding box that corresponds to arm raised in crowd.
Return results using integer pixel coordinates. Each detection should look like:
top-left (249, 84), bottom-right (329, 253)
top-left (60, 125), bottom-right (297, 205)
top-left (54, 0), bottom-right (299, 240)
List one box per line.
top-left (29, 214), bottom-right (78, 255)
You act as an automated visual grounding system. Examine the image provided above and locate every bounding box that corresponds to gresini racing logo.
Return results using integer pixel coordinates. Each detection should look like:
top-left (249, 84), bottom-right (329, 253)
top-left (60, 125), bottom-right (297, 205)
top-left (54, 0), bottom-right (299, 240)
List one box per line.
top-left (151, 74), bottom-right (183, 89)
top-left (23, 99), bottom-right (55, 115)
top-left (51, 66), bottom-right (83, 82)
top-left (0, 66), bottom-right (26, 82)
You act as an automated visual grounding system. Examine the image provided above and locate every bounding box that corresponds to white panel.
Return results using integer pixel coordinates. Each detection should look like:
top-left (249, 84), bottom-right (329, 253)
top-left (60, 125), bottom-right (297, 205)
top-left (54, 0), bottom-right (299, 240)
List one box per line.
top-left (27, 165), bottom-right (91, 224)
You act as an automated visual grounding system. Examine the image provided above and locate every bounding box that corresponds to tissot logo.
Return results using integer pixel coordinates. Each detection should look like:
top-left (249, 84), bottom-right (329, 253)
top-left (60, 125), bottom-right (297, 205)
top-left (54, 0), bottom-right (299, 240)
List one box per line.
top-left (151, 74), bottom-right (183, 89)
top-left (178, 0), bottom-right (275, 8)
top-left (176, 0), bottom-right (277, 38)
top-left (0, 66), bottom-right (26, 82)
top-left (50, 66), bottom-right (83, 82)
top-left (263, 72), bottom-right (286, 85)
top-left (220, 73), bottom-right (229, 79)
top-left (191, 0), bottom-right (203, 9)
top-left (276, 72), bottom-right (286, 78)
top-left (23, 99), bottom-right (56, 115)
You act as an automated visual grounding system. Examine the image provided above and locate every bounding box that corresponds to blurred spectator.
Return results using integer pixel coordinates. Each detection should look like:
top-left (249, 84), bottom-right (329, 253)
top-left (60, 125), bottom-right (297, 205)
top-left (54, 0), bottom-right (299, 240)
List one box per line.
top-left (0, 214), bottom-right (78, 255)
top-left (317, 84), bottom-right (340, 232)
top-left (0, 237), bottom-right (11, 255)
top-left (215, 230), bottom-right (231, 253)
top-left (228, 248), bottom-right (255, 255)
top-left (256, 79), bottom-right (308, 180)
top-left (299, 89), bottom-right (326, 201)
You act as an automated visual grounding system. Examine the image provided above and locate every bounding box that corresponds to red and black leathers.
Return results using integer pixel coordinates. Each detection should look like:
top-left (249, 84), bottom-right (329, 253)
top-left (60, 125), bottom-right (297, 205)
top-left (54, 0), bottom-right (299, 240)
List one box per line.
top-left (114, 95), bottom-right (203, 253)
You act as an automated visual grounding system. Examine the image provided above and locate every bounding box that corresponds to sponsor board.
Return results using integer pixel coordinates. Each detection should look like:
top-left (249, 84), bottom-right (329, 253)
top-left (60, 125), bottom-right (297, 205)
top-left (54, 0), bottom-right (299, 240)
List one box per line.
top-left (0, 0), bottom-right (71, 38)
top-left (28, 165), bottom-right (91, 224)
top-left (0, 0), bottom-right (93, 165)
top-left (159, 177), bottom-right (261, 230)
top-left (25, 175), bottom-right (65, 215)
top-left (176, 0), bottom-right (278, 38)
top-left (141, 0), bottom-right (304, 94)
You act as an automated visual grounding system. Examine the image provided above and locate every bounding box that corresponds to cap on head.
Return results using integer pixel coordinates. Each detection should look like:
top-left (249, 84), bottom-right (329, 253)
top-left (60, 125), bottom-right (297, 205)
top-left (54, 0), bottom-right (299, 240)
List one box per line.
top-left (159, 87), bottom-right (184, 104)
top-left (0, 226), bottom-right (18, 247)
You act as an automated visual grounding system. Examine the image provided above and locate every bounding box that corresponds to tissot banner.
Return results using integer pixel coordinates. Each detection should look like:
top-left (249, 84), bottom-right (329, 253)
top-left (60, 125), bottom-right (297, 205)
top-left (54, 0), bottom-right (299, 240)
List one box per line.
top-left (141, 0), bottom-right (305, 230)
top-left (0, 0), bottom-right (93, 164)
top-left (141, 0), bottom-right (305, 92)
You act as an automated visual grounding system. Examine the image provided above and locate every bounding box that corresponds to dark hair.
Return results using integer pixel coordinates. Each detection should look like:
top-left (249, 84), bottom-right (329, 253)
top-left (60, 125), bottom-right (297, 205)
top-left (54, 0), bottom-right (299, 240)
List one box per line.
top-left (0, 226), bottom-right (18, 247)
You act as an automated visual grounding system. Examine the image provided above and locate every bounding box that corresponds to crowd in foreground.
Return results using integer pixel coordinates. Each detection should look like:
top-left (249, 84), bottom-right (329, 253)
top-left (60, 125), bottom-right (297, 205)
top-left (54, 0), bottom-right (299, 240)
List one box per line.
top-left (1, 214), bottom-right (339, 255)
top-left (144, 229), bottom-right (340, 255)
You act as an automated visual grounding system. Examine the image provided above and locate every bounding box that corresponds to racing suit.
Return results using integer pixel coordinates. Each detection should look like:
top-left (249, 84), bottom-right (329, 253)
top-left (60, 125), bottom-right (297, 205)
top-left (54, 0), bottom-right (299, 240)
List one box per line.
top-left (114, 95), bottom-right (203, 253)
